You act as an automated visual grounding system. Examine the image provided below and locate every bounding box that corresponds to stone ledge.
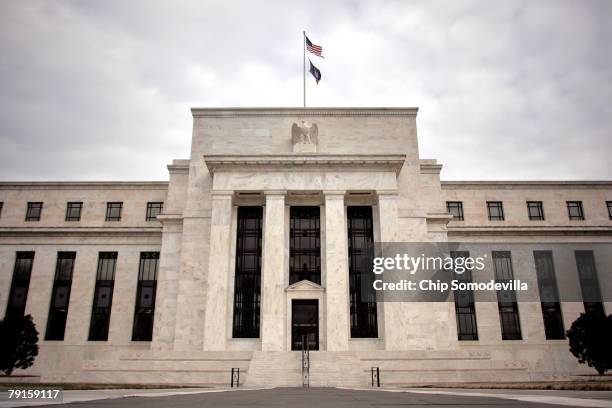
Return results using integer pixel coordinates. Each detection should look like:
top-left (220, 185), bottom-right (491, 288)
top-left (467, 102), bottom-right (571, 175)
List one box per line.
top-left (441, 180), bottom-right (612, 189)
top-left (0, 181), bottom-right (168, 190)
top-left (204, 154), bottom-right (406, 175)
top-left (191, 107), bottom-right (418, 117)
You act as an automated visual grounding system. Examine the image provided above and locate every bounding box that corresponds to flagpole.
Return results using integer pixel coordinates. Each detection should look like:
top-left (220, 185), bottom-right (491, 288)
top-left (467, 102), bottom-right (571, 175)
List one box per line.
top-left (303, 30), bottom-right (306, 108)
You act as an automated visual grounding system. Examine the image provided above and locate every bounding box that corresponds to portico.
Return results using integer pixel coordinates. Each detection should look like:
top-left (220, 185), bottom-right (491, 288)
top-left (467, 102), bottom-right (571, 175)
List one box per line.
top-left (201, 153), bottom-right (405, 352)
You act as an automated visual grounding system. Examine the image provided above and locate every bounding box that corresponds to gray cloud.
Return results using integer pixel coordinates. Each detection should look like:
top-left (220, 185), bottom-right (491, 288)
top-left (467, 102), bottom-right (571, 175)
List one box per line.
top-left (0, 0), bottom-right (610, 181)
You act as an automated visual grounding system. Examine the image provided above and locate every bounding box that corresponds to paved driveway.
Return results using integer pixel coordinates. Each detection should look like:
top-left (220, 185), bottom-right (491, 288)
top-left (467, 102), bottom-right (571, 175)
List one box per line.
top-left (6, 387), bottom-right (612, 408)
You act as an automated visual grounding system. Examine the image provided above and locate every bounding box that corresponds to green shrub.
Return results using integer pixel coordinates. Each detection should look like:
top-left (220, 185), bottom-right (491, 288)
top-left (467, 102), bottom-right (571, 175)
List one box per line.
top-left (0, 314), bottom-right (39, 376)
top-left (567, 310), bottom-right (612, 376)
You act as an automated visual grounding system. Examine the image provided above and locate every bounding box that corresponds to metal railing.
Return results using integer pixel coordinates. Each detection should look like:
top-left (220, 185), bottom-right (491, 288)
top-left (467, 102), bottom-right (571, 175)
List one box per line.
top-left (231, 367), bottom-right (240, 388)
top-left (302, 335), bottom-right (310, 388)
top-left (371, 367), bottom-right (380, 387)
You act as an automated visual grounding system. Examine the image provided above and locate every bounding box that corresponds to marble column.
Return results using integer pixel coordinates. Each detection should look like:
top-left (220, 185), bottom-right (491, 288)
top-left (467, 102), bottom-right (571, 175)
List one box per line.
top-left (261, 191), bottom-right (287, 351)
top-left (324, 190), bottom-right (350, 351)
top-left (203, 191), bottom-right (233, 350)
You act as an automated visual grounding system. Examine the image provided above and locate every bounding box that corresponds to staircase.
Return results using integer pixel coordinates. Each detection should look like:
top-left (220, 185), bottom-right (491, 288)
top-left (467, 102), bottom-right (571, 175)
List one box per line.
top-left (244, 351), bottom-right (303, 387)
top-left (43, 347), bottom-right (535, 387)
top-left (309, 352), bottom-right (364, 387)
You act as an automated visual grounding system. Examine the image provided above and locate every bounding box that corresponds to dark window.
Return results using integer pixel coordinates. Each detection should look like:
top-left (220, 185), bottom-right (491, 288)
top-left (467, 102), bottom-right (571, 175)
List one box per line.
top-left (25, 202), bottom-right (43, 221)
top-left (446, 201), bottom-right (464, 221)
top-left (232, 207), bottom-right (263, 338)
top-left (65, 202), bottom-right (82, 221)
top-left (5, 252), bottom-right (35, 317)
top-left (289, 207), bottom-right (321, 285)
top-left (452, 251), bottom-right (478, 341)
top-left (105, 202), bottom-right (122, 221)
top-left (527, 201), bottom-right (545, 221)
top-left (132, 252), bottom-right (159, 341)
top-left (45, 252), bottom-right (76, 341)
top-left (533, 251), bottom-right (564, 339)
top-left (606, 201), bottom-right (612, 220)
top-left (492, 251), bottom-right (521, 340)
top-left (487, 201), bottom-right (504, 221)
top-left (0, 202), bottom-right (3, 218)
top-left (567, 201), bottom-right (584, 220)
top-left (575, 250), bottom-right (604, 314)
top-left (88, 252), bottom-right (117, 341)
top-left (347, 206), bottom-right (378, 338)
top-left (146, 202), bottom-right (163, 221)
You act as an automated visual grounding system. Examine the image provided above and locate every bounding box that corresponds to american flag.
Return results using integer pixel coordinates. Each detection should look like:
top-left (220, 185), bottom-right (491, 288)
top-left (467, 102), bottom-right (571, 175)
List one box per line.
top-left (305, 35), bottom-right (323, 58)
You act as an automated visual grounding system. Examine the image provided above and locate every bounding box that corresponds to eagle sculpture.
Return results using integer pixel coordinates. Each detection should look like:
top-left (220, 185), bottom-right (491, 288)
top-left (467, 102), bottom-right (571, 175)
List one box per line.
top-left (291, 121), bottom-right (318, 146)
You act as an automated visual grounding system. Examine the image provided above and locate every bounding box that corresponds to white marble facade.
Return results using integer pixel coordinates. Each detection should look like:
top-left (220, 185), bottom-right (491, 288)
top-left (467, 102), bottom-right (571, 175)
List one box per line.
top-left (0, 108), bottom-right (611, 386)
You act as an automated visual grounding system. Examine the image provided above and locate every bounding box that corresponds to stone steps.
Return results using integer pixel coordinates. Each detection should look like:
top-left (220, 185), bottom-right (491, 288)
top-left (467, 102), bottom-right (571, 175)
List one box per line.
top-left (245, 351), bottom-right (303, 387)
top-left (309, 352), bottom-right (365, 387)
top-left (51, 348), bottom-right (535, 387)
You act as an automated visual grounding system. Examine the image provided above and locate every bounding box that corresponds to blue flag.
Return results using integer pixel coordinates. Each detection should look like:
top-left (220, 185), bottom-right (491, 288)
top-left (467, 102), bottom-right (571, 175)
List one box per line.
top-left (309, 60), bottom-right (321, 84)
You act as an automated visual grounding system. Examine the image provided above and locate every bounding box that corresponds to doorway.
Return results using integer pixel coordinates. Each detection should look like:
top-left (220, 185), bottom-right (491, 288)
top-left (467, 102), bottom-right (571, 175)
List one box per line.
top-left (291, 299), bottom-right (319, 350)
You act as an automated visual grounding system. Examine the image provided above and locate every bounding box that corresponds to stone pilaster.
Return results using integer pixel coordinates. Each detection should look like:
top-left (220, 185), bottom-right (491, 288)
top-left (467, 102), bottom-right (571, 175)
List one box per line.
top-left (377, 190), bottom-right (400, 242)
top-left (324, 190), bottom-right (350, 351)
top-left (151, 215), bottom-right (183, 351)
top-left (261, 191), bottom-right (286, 351)
top-left (202, 191), bottom-right (233, 350)
top-left (377, 190), bottom-right (401, 350)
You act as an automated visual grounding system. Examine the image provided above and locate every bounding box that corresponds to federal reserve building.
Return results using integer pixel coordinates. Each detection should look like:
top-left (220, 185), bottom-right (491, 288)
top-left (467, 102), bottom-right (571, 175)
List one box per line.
top-left (1, 107), bottom-right (611, 387)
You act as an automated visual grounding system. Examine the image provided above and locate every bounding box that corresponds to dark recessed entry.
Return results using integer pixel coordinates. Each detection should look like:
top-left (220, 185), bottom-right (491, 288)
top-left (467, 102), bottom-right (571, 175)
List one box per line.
top-left (291, 299), bottom-right (319, 351)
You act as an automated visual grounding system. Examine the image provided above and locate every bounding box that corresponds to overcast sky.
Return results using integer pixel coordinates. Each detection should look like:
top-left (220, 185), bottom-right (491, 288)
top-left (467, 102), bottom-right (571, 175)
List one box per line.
top-left (0, 0), bottom-right (610, 181)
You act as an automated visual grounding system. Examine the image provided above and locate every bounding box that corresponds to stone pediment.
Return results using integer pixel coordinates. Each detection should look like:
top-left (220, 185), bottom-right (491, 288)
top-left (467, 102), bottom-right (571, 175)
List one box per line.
top-left (285, 280), bottom-right (325, 292)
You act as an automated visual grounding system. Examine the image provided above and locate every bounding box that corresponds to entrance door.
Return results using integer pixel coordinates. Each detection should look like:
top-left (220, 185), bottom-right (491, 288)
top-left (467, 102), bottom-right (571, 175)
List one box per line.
top-left (291, 299), bottom-right (319, 350)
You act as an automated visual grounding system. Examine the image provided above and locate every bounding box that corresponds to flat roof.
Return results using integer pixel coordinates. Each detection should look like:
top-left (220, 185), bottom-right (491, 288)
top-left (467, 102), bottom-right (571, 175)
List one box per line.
top-left (191, 107), bottom-right (419, 117)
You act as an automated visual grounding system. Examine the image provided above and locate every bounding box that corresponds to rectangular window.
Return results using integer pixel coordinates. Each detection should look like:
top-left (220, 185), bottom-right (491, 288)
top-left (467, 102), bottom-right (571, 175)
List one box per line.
top-left (289, 206), bottom-right (321, 285)
top-left (575, 250), bottom-right (604, 314)
top-left (232, 207), bottom-right (263, 338)
top-left (5, 252), bottom-right (35, 317)
top-left (132, 252), bottom-right (159, 341)
top-left (533, 251), bottom-right (565, 339)
top-left (347, 206), bottom-right (378, 338)
top-left (607, 201), bottom-right (612, 220)
top-left (105, 202), bottom-right (122, 221)
top-left (487, 201), bottom-right (504, 221)
top-left (0, 202), bottom-right (3, 218)
top-left (146, 202), bottom-right (163, 221)
top-left (45, 252), bottom-right (76, 340)
top-left (492, 251), bottom-right (522, 340)
top-left (527, 201), bottom-right (545, 221)
top-left (452, 251), bottom-right (478, 340)
top-left (65, 202), bottom-right (83, 221)
top-left (567, 201), bottom-right (584, 220)
top-left (25, 202), bottom-right (43, 221)
top-left (88, 252), bottom-right (117, 341)
top-left (446, 201), bottom-right (464, 221)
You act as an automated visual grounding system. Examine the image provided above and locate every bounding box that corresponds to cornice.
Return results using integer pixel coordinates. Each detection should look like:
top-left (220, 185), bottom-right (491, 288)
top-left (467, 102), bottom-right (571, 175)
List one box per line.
top-left (420, 163), bottom-right (443, 175)
top-left (441, 181), bottom-right (612, 189)
top-left (203, 154), bottom-right (406, 175)
top-left (0, 226), bottom-right (162, 237)
top-left (0, 181), bottom-right (168, 190)
top-left (447, 225), bottom-right (612, 236)
top-left (191, 107), bottom-right (418, 118)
